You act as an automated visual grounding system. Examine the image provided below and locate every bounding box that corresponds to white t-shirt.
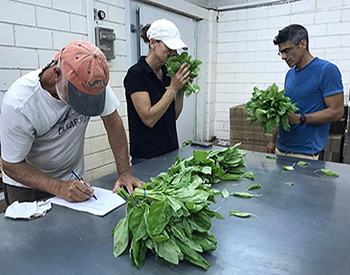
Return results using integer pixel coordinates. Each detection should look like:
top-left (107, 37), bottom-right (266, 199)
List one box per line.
top-left (0, 69), bottom-right (120, 188)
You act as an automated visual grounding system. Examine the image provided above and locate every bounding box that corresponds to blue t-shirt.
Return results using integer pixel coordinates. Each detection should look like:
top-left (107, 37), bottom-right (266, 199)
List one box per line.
top-left (277, 57), bottom-right (343, 155)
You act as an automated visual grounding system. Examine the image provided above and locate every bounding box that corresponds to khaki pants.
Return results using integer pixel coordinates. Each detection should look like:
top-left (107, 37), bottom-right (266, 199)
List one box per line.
top-left (275, 147), bottom-right (320, 160)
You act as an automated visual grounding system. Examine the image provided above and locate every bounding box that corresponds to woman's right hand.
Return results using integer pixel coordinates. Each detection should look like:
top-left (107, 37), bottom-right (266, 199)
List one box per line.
top-left (169, 62), bottom-right (191, 94)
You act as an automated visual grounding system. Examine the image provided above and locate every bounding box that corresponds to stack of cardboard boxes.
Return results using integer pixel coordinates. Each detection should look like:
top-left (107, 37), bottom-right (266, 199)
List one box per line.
top-left (320, 134), bottom-right (343, 162)
top-left (229, 104), bottom-right (271, 153)
top-left (230, 104), bottom-right (349, 164)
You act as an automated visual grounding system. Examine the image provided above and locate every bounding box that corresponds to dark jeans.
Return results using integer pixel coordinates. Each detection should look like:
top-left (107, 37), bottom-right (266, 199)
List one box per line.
top-left (131, 157), bottom-right (148, 166)
top-left (3, 183), bottom-right (54, 206)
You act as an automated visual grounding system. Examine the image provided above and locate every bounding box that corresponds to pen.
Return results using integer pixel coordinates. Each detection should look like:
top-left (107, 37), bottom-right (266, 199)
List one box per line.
top-left (71, 170), bottom-right (97, 200)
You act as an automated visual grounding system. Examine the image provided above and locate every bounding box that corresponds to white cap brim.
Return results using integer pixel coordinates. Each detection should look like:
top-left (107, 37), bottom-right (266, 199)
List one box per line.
top-left (163, 38), bottom-right (188, 50)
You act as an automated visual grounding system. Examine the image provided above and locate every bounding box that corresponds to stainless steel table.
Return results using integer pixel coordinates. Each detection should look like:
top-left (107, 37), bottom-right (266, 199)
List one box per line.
top-left (1, 145), bottom-right (350, 275)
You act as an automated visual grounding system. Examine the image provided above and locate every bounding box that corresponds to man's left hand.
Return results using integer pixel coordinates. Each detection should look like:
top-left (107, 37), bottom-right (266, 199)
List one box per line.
top-left (112, 173), bottom-right (145, 194)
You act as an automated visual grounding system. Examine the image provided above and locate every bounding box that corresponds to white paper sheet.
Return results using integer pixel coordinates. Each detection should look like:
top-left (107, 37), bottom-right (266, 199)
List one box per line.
top-left (49, 187), bottom-right (125, 216)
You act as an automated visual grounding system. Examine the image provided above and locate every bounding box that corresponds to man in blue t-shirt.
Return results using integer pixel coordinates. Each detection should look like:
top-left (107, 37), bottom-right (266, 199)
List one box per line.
top-left (267, 24), bottom-right (344, 159)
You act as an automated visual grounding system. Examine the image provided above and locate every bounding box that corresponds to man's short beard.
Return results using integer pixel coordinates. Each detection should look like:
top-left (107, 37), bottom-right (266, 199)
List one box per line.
top-left (55, 81), bottom-right (70, 106)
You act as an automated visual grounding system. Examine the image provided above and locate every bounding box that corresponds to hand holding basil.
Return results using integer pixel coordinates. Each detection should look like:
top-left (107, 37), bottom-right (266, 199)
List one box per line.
top-left (245, 83), bottom-right (299, 133)
top-left (166, 52), bottom-right (202, 97)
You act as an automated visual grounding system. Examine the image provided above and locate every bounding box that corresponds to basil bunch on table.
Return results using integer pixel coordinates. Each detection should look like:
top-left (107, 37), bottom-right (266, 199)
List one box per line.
top-left (245, 83), bottom-right (299, 133)
top-left (165, 52), bottom-right (202, 97)
top-left (113, 144), bottom-right (250, 270)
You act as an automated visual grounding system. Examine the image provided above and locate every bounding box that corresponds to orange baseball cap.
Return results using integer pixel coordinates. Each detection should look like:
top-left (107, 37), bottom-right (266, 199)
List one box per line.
top-left (54, 41), bottom-right (109, 116)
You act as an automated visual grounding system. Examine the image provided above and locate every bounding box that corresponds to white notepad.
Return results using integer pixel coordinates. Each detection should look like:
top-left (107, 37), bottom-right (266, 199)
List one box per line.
top-left (50, 187), bottom-right (125, 216)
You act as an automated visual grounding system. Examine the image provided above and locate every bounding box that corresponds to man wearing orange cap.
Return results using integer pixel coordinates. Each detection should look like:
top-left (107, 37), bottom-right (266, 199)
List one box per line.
top-left (0, 40), bottom-right (144, 205)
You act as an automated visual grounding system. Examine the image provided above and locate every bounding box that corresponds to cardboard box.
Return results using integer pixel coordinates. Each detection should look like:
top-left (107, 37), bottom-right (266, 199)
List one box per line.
top-left (323, 151), bottom-right (341, 163)
top-left (230, 104), bottom-right (270, 153)
top-left (343, 156), bottom-right (350, 164)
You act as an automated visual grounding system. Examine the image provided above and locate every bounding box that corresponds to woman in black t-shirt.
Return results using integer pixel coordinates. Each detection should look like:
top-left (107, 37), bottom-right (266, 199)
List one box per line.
top-left (124, 18), bottom-right (191, 165)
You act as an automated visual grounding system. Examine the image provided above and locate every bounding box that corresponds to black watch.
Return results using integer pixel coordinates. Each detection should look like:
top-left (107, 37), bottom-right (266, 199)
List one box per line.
top-left (300, 114), bottom-right (306, 125)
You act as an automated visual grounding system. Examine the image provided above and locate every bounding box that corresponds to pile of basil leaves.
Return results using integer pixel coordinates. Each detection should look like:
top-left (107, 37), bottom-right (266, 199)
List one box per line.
top-left (113, 144), bottom-right (250, 270)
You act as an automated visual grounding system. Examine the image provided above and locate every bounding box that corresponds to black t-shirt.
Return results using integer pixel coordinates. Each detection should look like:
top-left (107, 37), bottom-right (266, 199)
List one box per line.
top-left (124, 56), bottom-right (179, 158)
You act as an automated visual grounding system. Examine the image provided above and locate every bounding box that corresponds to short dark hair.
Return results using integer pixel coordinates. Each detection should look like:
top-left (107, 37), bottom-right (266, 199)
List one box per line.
top-left (273, 24), bottom-right (309, 50)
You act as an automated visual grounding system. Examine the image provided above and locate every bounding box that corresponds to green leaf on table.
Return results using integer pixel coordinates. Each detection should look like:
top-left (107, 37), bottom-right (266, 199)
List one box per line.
top-left (221, 188), bottom-right (230, 200)
top-left (297, 161), bottom-right (310, 166)
top-left (229, 210), bottom-right (259, 218)
top-left (241, 172), bottom-right (255, 180)
top-left (283, 165), bottom-right (294, 171)
top-left (112, 217), bottom-right (129, 257)
top-left (246, 184), bottom-right (261, 191)
top-left (182, 140), bottom-right (192, 147)
top-left (231, 192), bottom-right (262, 198)
top-left (266, 155), bottom-right (278, 159)
top-left (213, 210), bottom-right (225, 220)
top-left (221, 173), bottom-right (241, 181)
top-left (315, 169), bottom-right (339, 177)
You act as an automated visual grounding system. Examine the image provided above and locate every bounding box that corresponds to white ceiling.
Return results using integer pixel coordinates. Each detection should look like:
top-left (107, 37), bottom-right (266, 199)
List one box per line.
top-left (184, 0), bottom-right (258, 9)
top-left (184, 0), bottom-right (291, 9)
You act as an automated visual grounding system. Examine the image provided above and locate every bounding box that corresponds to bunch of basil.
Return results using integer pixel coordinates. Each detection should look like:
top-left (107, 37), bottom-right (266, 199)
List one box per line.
top-left (165, 52), bottom-right (202, 97)
top-left (113, 144), bottom-right (248, 270)
top-left (245, 83), bottom-right (299, 133)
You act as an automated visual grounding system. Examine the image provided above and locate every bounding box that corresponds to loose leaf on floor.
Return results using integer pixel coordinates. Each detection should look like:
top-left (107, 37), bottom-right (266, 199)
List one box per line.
top-left (229, 210), bottom-right (259, 218)
top-left (285, 182), bottom-right (294, 186)
top-left (246, 184), bottom-right (261, 191)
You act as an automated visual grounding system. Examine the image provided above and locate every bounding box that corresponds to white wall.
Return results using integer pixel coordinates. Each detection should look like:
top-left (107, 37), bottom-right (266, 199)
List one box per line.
top-left (214, 0), bottom-right (350, 140)
top-left (0, 0), bottom-right (127, 182)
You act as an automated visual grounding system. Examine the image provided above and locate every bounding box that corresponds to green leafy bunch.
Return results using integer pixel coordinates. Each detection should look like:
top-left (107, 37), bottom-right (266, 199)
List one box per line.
top-left (165, 52), bottom-right (202, 97)
top-left (245, 83), bottom-right (299, 133)
top-left (113, 144), bottom-right (251, 270)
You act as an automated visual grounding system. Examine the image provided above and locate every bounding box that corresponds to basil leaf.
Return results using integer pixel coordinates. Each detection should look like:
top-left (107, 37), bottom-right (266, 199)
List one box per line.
top-left (297, 161), bottom-right (309, 166)
top-left (242, 172), bottom-right (255, 180)
top-left (221, 188), bottom-right (230, 200)
top-left (246, 184), bottom-right (261, 191)
top-left (112, 217), bottom-right (129, 257)
top-left (221, 173), bottom-right (241, 181)
top-left (320, 169), bottom-right (339, 177)
top-left (229, 210), bottom-right (259, 218)
top-left (266, 155), bottom-right (278, 159)
top-left (283, 165), bottom-right (294, 171)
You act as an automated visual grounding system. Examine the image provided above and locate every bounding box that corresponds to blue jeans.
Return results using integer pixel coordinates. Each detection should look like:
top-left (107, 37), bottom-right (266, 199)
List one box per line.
top-left (131, 157), bottom-right (148, 166)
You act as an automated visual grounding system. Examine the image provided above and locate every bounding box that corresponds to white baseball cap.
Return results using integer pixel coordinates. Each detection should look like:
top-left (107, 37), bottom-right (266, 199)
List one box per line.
top-left (147, 18), bottom-right (188, 50)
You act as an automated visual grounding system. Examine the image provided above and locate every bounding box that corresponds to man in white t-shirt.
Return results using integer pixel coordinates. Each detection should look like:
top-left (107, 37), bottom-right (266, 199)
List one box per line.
top-left (0, 40), bottom-right (144, 205)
